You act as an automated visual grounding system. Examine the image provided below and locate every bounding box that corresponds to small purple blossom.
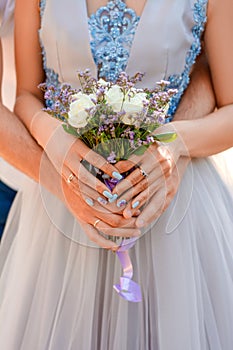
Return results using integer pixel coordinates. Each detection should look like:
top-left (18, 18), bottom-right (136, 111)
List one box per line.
top-left (107, 151), bottom-right (117, 164)
top-left (39, 70), bottom-right (177, 163)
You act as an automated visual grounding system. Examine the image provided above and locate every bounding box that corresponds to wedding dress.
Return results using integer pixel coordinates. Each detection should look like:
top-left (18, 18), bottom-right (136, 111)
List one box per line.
top-left (0, 1), bottom-right (233, 349)
top-left (0, 0), bottom-right (31, 237)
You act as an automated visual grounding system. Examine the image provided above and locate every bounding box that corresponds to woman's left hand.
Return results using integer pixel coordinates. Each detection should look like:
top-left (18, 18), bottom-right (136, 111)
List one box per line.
top-left (133, 156), bottom-right (190, 228)
top-left (112, 131), bottom-right (187, 223)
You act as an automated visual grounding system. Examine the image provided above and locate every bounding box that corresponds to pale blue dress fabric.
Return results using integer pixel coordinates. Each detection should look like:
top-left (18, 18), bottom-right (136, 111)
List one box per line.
top-left (0, 1), bottom-right (233, 349)
top-left (0, 0), bottom-right (13, 36)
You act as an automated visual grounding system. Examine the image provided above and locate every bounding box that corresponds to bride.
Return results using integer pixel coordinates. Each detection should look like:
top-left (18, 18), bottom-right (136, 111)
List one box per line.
top-left (0, 0), bottom-right (138, 244)
top-left (1, 0), bottom-right (233, 349)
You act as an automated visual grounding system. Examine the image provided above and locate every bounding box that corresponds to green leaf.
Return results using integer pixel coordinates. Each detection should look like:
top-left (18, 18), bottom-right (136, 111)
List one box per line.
top-left (133, 145), bottom-right (149, 155)
top-left (62, 124), bottom-right (79, 137)
top-left (154, 132), bottom-right (177, 143)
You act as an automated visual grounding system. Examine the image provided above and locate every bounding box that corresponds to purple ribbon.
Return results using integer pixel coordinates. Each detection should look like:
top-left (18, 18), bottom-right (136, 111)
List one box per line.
top-left (103, 175), bottom-right (142, 302)
top-left (113, 237), bottom-right (142, 302)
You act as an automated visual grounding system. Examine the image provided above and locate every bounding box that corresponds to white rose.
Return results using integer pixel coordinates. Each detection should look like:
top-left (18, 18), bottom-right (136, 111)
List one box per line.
top-left (105, 85), bottom-right (124, 112)
top-left (123, 91), bottom-right (147, 115)
top-left (105, 86), bottom-right (147, 119)
top-left (68, 92), bottom-right (95, 128)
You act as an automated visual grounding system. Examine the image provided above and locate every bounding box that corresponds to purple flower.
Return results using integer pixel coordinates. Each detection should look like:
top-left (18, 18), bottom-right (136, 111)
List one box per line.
top-left (107, 151), bottom-right (117, 164)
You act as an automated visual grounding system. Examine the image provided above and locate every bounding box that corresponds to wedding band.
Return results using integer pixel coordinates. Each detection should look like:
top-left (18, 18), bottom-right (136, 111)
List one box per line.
top-left (67, 173), bottom-right (75, 184)
top-left (93, 219), bottom-right (101, 228)
top-left (139, 167), bottom-right (148, 178)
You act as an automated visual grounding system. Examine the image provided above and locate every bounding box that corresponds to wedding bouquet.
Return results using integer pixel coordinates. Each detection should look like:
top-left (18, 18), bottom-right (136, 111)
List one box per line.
top-left (40, 70), bottom-right (177, 302)
top-left (41, 70), bottom-right (176, 188)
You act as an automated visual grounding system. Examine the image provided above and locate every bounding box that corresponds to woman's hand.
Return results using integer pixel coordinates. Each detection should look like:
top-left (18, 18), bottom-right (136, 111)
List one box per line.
top-left (61, 178), bottom-right (141, 250)
top-left (108, 52), bottom-right (216, 224)
top-left (109, 143), bottom-right (189, 229)
top-left (133, 156), bottom-right (190, 228)
top-left (36, 119), bottom-right (124, 206)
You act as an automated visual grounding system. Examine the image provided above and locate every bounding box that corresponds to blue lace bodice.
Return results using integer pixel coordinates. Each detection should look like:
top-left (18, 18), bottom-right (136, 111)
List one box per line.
top-left (39, 0), bottom-right (208, 120)
top-left (88, 0), bottom-right (139, 82)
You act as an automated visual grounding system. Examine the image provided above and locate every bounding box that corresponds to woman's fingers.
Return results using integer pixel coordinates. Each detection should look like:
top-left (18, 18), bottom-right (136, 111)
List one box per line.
top-left (80, 223), bottom-right (118, 250)
top-left (81, 219), bottom-right (141, 251)
top-left (74, 139), bottom-right (123, 180)
top-left (62, 177), bottom-right (139, 228)
top-left (63, 161), bottom-right (120, 203)
top-left (134, 157), bottom-right (190, 228)
top-left (93, 220), bottom-right (141, 238)
top-left (135, 187), bottom-right (168, 228)
top-left (113, 145), bottom-right (173, 198)
top-left (122, 173), bottom-right (167, 218)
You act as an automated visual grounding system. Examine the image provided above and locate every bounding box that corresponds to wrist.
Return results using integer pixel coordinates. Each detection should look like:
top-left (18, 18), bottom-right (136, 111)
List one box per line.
top-left (31, 111), bottom-right (62, 149)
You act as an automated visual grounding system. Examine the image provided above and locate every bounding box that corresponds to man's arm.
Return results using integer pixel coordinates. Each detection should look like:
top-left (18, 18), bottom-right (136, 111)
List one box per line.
top-left (174, 53), bottom-right (216, 121)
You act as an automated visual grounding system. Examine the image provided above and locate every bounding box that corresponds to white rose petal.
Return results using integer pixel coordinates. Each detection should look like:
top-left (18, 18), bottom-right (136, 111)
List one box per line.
top-left (123, 92), bottom-right (147, 114)
top-left (97, 78), bottom-right (109, 87)
top-left (68, 93), bottom-right (95, 128)
top-left (122, 114), bottom-right (134, 125)
top-left (105, 85), bottom-right (124, 112)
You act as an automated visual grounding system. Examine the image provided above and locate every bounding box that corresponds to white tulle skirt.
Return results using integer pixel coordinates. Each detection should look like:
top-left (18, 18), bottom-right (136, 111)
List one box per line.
top-left (0, 153), bottom-right (233, 350)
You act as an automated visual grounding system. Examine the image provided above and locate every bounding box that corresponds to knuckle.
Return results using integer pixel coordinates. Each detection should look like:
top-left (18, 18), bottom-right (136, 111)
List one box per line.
top-left (111, 217), bottom-right (122, 227)
top-left (138, 178), bottom-right (148, 192)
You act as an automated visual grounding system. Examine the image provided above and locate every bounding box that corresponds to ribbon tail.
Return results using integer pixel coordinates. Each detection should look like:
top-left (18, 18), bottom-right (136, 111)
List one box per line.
top-left (114, 244), bottom-right (142, 302)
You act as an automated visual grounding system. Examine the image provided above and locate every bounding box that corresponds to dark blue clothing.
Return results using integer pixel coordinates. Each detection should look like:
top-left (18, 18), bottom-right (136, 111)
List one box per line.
top-left (0, 180), bottom-right (17, 239)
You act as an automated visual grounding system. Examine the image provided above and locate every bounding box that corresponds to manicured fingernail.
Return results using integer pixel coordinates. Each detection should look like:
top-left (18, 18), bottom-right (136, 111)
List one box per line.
top-left (137, 219), bottom-right (145, 228)
top-left (103, 190), bottom-right (114, 199)
top-left (109, 193), bottom-right (118, 203)
top-left (124, 209), bottom-right (132, 218)
top-left (85, 198), bottom-right (94, 206)
top-left (102, 174), bottom-right (110, 179)
top-left (112, 171), bottom-right (123, 180)
top-left (132, 201), bottom-right (140, 209)
top-left (117, 199), bottom-right (127, 208)
top-left (97, 197), bottom-right (108, 205)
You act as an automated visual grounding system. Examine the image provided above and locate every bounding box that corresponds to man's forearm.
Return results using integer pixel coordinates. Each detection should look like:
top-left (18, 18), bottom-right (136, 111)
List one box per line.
top-left (174, 53), bottom-right (216, 121)
top-left (0, 103), bottom-right (42, 182)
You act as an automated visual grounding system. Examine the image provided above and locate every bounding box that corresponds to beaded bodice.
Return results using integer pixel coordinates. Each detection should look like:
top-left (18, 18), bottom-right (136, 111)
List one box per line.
top-left (88, 0), bottom-right (139, 82)
top-left (39, 0), bottom-right (208, 119)
top-left (0, 0), bottom-right (14, 36)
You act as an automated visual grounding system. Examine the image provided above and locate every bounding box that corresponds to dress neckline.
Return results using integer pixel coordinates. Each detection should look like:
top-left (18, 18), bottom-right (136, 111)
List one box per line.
top-left (87, 0), bottom-right (141, 81)
top-left (82, 0), bottom-right (152, 80)
top-left (86, 0), bottom-right (146, 19)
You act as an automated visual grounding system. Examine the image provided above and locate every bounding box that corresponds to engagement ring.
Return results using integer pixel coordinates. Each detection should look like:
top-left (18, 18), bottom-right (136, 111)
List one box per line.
top-left (67, 173), bottom-right (75, 184)
top-left (93, 219), bottom-right (101, 228)
top-left (139, 167), bottom-right (148, 178)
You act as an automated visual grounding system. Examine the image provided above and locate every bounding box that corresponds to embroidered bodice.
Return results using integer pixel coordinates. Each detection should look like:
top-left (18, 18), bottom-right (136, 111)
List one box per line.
top-left (88, 0), bottom-right (139, 82)
top-left (39, 0), bottom-right (208, 119)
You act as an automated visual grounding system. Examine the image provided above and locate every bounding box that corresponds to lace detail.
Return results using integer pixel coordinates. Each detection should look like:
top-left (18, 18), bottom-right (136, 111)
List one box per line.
top-left (167, 0), bottom-right (208, 121)
top-left (38, 0), bottom-right (46, 17)
top-left (38, 0), bottom-right (60, 111)
top-left (88, 0), bottom-right (140, 82)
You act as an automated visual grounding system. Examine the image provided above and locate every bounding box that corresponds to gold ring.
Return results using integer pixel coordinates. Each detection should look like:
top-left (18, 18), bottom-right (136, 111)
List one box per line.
top-left (93, 219), bottom-right (101, 228)
top-left (67, 173), bottom-right (75, 184)
top-left (139, 167), bottom-right (148, 177)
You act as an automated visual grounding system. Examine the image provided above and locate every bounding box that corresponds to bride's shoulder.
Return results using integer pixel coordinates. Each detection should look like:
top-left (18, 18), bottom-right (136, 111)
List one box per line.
top-left (0, 0), bottom-right (14, 37)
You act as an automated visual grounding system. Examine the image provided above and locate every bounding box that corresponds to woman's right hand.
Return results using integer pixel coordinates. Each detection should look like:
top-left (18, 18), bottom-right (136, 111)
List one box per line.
top-left (61, 177), bottom-right (141, 250)
top-left (42, 122), bottom-right (124, 207)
